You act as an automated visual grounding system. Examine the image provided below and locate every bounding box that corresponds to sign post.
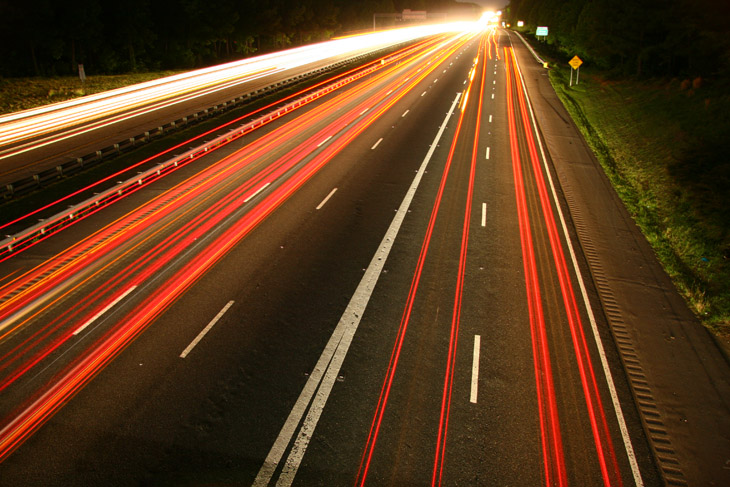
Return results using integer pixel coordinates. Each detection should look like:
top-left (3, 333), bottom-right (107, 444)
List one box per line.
top-left (78, 64), bottom-right (86, 85)
top-left (568, 55), bottom-right (583, 86)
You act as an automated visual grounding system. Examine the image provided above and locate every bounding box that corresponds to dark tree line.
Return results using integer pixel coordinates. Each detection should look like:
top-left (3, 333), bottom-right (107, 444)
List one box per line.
top-left (0, 0), bottom-right (478, 77)
top-left (505, 0), bottom-right (730, 78)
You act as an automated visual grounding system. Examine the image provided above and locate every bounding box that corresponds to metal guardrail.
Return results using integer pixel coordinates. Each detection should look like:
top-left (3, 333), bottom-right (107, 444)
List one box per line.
top-left (0, 56), bottom-right (372, 200)
top-left (0, 50), bottom-right (400, 263)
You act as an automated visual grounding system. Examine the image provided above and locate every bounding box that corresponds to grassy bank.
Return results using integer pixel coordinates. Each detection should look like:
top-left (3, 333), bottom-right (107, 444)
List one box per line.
top-left (546, 62), bottom-right (729, 335)
top-left (0, 72), bottom-right (182, 114)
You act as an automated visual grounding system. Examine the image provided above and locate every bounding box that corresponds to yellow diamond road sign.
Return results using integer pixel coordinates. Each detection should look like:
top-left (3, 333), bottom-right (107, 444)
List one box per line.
top-left (569, 56), bottom-right (583, 69)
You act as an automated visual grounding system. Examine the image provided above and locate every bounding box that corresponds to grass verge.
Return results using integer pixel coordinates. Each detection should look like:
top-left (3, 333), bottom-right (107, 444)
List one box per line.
top-left (0, 72), bottom-right (183, 114)
top-left (547, 63), bottom-right (729, 335)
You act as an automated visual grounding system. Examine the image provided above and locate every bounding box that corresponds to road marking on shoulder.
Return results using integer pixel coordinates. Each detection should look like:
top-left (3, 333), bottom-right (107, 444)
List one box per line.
top-left (253, 92), bottom-right (464, 487)
top-left (402, 109), bottom-right (409, 118)
top-left (421, 91), bottom-right (427, 97)
top-left (180, 300), bottom-right (234, 358)
top-left (371, 138), bottom-right (383, 150)
top-left (244, 182), bottom-right (271, 203)
top-left (491, 93), bottom-right (495, 99)
top-left (481, 203), bottom-right (487, 227)
top-left (359, 107), bottom-right (370, 115)
top-left (486, 147), bottom-right (490, 160)
top-left (512, 46), bottom-right (644, 487)
top-left (73, 286), bottom-right (137, 336)
top-left (489, 114), bottom-right (493, 123)
top-left (470, 335), bottom-right (481, 403)
top-left (317, 135), bottom-right (332, 147)
top-left (316, 188), bottom-right (338, 210)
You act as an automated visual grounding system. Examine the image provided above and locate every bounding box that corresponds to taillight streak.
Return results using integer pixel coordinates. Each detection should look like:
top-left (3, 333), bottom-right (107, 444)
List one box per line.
top-left (355, 33), bottom-right (480, 487)
top-left (0, 33), bottom-right (478, 460)
top-left (508, 47), bottom-right (623, 487)
top-left (505, 47), bottom-right (568, 487)
top-left (432, 33), bottom-right (489, 486)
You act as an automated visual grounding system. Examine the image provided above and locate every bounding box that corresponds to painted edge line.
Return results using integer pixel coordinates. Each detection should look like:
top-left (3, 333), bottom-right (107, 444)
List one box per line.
top-left (180, 300), bottom-right (235, 358)
top-left (371, 138), bottom-right (383, 150)
top-left (252, 92), bottom-right (463, 487)
top-left (511, 42), bottom-right (644, 487)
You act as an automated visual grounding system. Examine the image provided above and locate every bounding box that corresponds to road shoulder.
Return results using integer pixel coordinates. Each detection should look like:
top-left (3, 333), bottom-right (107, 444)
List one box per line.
top-left (507, 30), bottom-right (730, 487)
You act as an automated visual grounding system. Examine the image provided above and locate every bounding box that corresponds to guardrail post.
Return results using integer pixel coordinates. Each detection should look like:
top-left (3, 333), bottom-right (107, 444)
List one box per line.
top-left (77, 157), bottom-right (84, 167)
top-left (33, 174), bottom-right (40, 186)
top-left (145, 131), bottom-right (150, 142)
top-left (56, 165), bottom-right (64, 176)
top-left (96, 150), bottom-right (102, 160)
top-left (157, 126), bottom-right (163, 135)
top-left (114, 143), bottom-right (120, 153)
top-left (5, 184), bottom-right (13, 196)
top-left (129, 137), bottom-right (135, 146)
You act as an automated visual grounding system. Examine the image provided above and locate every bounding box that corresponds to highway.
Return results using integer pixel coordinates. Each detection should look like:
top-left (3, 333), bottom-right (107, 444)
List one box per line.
top-left (0, 23), bottom-right (473, 188)
top-left (0, 26), bottom-right (679, 486)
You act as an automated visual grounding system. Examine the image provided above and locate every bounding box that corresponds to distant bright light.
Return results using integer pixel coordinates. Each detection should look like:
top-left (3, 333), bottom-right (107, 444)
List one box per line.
top-left (480, 10), bottom-right (501, 25)
top-left (518, 21), bottom-right (524, 27)
top-left (0, 22), bottom-right (480, 152)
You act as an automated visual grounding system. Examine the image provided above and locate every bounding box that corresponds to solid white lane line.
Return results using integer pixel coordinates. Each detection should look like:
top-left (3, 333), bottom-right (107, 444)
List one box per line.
top-left (316, 188), bottom-right (338, 210)
top-left (486, 147), bottom-right (490, 160)
top-left (180, 300), bottom-right (234, 358)
top-left (371, 137), bottom-right (383, 150)
top-left (471, 335), bottom-right (481, 403)
top-left (253, 92), bottom-right (464, 487)
top-left (402, 109), bottom-right (410, 118)
top-left (73, 286), bottom-right (137, 336)
top-left (244, 182), bottom-right (271, 203)
top-left (317, 135), bottom-right (332, 147)
top-left (512, 45), bottom-right (644, 486)
top-left (481, 203), bottom-right (487, 227)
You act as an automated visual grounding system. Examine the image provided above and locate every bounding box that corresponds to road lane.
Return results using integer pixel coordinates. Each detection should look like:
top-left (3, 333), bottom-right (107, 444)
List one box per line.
top-left (0, 30), bottom-right (484, 484)
top-left (0, 27), bottom-right (663, 487)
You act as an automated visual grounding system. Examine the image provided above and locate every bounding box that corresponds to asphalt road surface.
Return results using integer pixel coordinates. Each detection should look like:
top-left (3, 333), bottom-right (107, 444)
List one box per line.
top-left (2, 27), bottom-right (725, 487)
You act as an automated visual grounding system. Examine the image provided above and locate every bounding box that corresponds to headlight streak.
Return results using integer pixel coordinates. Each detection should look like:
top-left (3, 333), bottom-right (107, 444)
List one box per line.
top-left (0, 35), bottom-right (453, 261)
top-left (0, 23), bottom-right (477, 153)
top-left (0, 31), bottom-right (477, 461)
top-left (0, 33), bottom-right (457, 337)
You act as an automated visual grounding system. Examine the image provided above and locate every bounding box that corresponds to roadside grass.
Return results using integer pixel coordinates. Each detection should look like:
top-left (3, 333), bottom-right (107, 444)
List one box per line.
top-left (547, 63), bottom-right (730, 335)
top-left (0, 72), bottom-right (183, 114)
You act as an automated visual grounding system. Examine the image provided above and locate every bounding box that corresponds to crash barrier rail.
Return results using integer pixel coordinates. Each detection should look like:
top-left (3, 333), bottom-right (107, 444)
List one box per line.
top-left (1, 54), bottom-right (375, 201)
top-left (0, 44), bottom-right (416, 262)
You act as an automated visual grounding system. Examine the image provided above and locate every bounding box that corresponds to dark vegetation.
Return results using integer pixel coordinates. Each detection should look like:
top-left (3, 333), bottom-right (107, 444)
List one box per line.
top-left (506, 0), bottom-right (730, 330)
top-left (505, 0), bottom-right (730, 79)
top-left (0, 0), bottom-right (480, 78)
